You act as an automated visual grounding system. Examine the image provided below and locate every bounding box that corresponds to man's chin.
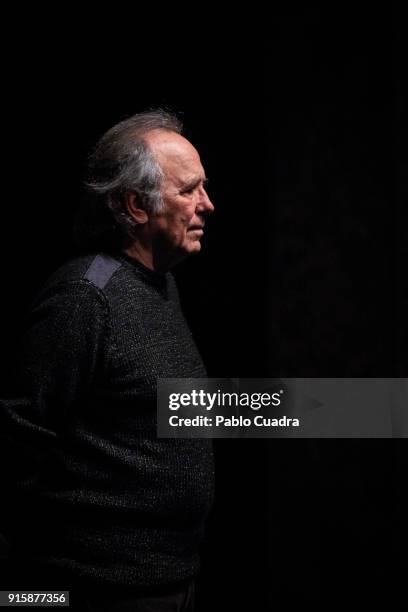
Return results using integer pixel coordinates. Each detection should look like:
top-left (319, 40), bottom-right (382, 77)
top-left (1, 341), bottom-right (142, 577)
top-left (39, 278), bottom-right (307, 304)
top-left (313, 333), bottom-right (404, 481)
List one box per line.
top-left (165, 242), bottom-right (202, 269)
top-left (183, 238), bottom-right (202, 255)
top-left (189, 241), bottom-right (202, 254)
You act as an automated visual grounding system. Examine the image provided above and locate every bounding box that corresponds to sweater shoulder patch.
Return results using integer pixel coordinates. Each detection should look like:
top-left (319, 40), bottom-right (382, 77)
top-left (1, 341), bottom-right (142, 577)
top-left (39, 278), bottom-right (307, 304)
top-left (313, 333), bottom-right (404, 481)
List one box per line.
top-left (84, 254), bottom-right (121, 289)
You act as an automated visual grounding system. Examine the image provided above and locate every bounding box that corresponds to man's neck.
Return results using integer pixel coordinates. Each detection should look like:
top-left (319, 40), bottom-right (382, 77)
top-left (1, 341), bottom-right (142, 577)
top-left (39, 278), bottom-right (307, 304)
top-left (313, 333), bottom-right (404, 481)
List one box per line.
top-left (124, 243), bottom-right (156, 272)
top-left (124, 238), bottom-right (184, 273)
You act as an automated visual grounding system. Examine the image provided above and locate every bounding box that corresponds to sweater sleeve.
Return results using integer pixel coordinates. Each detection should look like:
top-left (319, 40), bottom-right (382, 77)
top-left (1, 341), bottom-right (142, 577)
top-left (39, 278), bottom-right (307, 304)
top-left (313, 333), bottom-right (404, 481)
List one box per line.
top-left (0, 279), bottom-right (109, 518)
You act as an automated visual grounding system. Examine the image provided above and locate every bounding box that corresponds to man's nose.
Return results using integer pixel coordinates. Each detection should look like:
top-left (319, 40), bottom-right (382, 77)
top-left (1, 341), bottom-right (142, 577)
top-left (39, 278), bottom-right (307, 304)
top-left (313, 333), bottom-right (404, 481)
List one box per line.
top-left (196, 188), bottom-right (215, 214)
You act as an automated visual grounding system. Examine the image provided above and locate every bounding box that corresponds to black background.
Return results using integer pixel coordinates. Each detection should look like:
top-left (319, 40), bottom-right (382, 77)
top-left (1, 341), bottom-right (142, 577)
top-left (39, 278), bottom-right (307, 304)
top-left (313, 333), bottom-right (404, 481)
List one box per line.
top-left (1, 7), bottom-right (406, 610)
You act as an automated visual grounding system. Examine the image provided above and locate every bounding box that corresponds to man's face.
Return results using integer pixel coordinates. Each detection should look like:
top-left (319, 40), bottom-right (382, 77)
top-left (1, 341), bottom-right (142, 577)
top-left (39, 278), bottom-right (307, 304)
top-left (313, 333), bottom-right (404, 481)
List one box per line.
top-left (143, 130), bottom-right (214, 265)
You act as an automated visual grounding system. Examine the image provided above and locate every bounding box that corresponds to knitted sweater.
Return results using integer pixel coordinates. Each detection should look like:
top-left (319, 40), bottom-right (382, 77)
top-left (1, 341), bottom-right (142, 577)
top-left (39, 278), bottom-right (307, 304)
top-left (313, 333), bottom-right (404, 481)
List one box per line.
top-left (1, 252), bottom-right (214, 588)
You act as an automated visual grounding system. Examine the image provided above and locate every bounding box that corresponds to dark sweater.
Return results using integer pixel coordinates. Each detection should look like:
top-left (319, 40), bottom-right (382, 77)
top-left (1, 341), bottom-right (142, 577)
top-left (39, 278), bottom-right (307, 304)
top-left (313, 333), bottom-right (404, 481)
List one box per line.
top-left (1, 252), bottom-right (214, 588)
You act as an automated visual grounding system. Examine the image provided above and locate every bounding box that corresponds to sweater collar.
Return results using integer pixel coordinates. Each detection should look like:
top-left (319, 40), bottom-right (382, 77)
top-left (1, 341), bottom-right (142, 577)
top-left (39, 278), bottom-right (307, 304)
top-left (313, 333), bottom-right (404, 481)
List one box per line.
top-left (112, 251), bottom-right (169, 287)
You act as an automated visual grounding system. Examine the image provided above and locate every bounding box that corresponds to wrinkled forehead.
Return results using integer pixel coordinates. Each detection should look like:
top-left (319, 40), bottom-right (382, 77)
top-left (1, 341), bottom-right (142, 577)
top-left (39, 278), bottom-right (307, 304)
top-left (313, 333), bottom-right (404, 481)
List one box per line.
top-left (144, 129), bottom-right (205, 184)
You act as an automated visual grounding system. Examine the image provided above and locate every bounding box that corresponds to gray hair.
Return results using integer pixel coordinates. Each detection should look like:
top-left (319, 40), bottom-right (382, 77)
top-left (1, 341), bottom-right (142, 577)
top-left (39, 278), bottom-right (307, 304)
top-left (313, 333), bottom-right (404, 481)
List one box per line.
top-left (80, 109), bottom-right (183, 249)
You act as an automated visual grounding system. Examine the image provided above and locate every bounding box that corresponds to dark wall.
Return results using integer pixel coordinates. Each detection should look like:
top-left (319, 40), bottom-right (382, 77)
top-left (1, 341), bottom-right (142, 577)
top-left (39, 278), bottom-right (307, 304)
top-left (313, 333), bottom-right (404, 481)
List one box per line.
top-left (1, 8), bottom-right (406, 610)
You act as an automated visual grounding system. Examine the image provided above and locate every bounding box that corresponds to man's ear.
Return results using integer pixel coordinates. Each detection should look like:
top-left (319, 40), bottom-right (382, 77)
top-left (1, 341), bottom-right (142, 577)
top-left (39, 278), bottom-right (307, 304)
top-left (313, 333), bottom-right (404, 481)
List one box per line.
top-left (125, 193), bottom-right (149, 225)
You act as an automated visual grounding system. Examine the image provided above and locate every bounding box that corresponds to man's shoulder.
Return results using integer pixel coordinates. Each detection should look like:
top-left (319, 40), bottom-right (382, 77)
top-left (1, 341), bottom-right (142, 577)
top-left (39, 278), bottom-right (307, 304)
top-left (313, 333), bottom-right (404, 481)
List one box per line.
top-left (37, 252), bottom-right (175, 310)
top-left (43, 253), bottom-right (124, 293)
top-left (28, 253), bottom-right (126, 315)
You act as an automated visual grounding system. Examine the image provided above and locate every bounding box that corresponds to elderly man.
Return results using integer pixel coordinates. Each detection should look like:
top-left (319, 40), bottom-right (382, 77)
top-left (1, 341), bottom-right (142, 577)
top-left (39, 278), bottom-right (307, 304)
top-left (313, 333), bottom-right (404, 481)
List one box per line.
top-left (2, 110), bottom-right (215, 611)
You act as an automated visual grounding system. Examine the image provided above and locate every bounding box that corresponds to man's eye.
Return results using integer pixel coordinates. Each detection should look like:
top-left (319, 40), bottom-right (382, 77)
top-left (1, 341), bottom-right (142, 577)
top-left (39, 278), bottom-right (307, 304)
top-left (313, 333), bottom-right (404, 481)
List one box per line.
top-left (181, 179), bottom-right (209, 196)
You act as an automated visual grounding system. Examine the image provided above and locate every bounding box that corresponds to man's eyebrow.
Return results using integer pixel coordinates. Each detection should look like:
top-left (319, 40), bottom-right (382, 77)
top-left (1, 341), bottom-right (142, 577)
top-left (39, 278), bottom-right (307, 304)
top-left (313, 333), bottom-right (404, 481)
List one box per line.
top-left (181, 176), bottom-right (209, 190)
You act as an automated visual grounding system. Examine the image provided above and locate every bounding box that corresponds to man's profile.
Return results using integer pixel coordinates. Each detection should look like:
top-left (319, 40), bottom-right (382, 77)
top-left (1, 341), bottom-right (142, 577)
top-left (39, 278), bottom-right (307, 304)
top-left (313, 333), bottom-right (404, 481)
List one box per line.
top-left (1, 110), bottom-right (215, 611)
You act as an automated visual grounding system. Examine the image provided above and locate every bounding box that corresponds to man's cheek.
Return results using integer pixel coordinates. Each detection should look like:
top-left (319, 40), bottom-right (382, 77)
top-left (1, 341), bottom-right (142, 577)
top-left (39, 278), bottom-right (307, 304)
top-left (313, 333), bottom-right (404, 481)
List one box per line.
top-left (181, 214), bottom-right (192, 226)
